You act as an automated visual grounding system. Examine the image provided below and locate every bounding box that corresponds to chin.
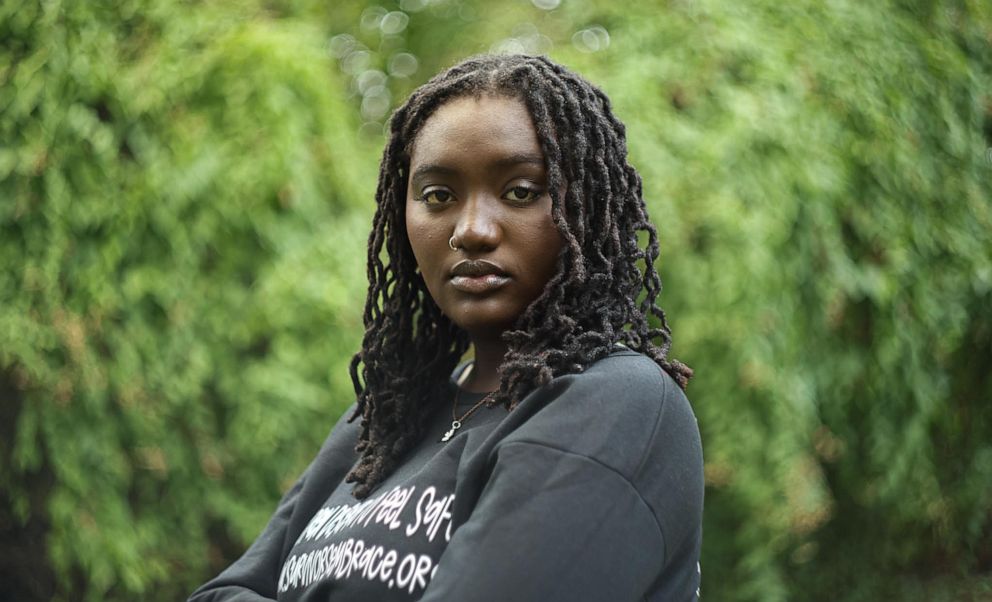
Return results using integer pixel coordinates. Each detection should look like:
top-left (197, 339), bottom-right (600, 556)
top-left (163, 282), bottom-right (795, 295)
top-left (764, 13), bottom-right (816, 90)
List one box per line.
top-left (445, 308), bottom-right (519, 339)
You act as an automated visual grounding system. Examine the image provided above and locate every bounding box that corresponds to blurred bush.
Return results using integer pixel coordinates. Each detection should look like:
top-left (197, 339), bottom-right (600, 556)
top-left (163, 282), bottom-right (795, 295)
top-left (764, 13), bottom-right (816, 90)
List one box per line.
top-left (1, 0), bottom-right (990, 600)
top-left (0, 1), bottom-right (377, 599)
top-left (573, 3), bottom-right (992, 599)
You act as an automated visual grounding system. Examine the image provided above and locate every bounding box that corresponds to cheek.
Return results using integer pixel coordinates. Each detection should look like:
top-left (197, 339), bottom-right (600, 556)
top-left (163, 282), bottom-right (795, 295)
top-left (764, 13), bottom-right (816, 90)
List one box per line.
top-left (405, 214), bottom-right (442, 273)
top-left (529, 216), bottom-right (564, 284)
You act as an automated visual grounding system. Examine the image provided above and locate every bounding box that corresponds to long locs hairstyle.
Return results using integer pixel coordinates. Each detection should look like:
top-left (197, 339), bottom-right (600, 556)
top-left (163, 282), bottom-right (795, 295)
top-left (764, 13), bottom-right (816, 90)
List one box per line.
top-left (345, 54), bottom-right (692, 498)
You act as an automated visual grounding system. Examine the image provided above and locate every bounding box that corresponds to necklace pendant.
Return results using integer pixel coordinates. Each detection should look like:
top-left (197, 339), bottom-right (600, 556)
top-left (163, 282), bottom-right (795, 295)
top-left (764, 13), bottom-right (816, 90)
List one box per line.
top-left (440, 420), bottom-right (462, 443)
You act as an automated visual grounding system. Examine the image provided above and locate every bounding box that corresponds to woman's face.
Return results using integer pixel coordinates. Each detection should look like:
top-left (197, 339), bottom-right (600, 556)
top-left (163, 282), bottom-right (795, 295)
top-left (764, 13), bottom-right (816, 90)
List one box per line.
top-left (405, 95), bottom-right (563, 341)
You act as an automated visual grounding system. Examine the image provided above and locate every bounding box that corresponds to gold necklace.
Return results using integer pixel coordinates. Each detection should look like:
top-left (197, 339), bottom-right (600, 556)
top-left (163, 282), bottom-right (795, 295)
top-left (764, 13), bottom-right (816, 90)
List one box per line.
top-left (440, 363), bottom-right (493, 443)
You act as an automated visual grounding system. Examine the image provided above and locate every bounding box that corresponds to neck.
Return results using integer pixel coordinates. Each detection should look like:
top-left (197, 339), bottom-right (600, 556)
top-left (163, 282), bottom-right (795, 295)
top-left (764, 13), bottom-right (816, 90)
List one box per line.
top-left (464, 337), bottom-right (507, 393)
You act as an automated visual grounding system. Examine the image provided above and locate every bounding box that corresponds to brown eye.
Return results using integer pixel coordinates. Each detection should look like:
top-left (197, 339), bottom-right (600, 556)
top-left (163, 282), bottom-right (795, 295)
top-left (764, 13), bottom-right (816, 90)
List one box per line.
top-left (421, 189), bottom-right (453, 204)
top-left (505, 186), bottom-right (539, 203)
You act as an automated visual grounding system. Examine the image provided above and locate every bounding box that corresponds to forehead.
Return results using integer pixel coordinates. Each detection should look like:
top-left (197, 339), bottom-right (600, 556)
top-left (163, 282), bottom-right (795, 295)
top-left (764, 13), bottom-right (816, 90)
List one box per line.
top-left (408, 95), bottom-right (543, 166)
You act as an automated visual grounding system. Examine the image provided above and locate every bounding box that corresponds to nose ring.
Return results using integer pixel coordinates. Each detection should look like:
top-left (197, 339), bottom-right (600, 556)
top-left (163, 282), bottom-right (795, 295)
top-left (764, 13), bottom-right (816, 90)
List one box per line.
top-left (448, 235), bottom-right (458, 251)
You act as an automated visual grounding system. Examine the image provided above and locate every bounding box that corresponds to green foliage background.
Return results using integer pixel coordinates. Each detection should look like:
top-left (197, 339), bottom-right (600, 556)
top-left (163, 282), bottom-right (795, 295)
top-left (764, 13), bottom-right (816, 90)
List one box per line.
top-left (1, 0), bottom-right (990, 600)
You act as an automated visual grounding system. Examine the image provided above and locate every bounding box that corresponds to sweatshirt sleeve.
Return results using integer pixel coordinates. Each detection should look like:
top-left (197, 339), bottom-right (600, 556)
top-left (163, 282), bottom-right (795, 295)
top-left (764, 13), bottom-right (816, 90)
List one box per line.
top-left (187, 469), bottom-right (308, 602)
top-left (419, 441), bottom-right (670, 601)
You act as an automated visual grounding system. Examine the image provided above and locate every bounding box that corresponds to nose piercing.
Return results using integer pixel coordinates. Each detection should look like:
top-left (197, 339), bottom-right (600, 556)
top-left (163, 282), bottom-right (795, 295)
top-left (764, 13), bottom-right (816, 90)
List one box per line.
top-left (448, 236), bottom-right (458, 251)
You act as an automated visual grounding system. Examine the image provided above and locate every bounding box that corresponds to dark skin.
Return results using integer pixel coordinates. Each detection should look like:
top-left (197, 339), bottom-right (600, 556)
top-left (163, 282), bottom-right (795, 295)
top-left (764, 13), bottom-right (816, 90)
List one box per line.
top-left (405, 95), bottom-right (563, 393)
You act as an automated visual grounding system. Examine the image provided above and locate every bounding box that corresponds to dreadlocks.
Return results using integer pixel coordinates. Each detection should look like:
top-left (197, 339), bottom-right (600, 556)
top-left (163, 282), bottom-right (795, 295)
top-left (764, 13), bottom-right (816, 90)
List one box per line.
top-left (346, 54), bottom-right (692, 499)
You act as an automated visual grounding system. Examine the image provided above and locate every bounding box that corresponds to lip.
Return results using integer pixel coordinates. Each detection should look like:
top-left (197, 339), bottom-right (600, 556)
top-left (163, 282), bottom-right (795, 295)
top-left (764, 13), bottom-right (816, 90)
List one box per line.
top-left (449, 260), bottom-right (510, 294)
top-left (450, 259), bottom-right (507, 278)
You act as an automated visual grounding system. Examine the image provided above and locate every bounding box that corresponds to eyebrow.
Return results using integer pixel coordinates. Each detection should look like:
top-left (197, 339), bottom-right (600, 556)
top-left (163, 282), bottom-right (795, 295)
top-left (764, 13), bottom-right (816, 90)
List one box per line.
top-left (410, 153), bottom-right (546, 182)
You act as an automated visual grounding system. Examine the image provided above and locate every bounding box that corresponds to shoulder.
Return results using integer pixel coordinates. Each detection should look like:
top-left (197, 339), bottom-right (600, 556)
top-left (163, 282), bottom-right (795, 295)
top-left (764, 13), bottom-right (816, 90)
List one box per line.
top-left (561, 348), bottom-right (683, 406)
top-left (303, 403), bottom-right (363, 482)
top-left (503, 349), bottom-right (700, 484)
top-left (496, 349), bottom-right (704, 561)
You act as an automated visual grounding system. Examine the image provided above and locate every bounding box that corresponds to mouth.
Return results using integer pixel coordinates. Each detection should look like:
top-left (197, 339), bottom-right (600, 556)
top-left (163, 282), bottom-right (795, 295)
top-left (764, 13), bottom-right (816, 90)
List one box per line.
top-left (449, 260), bottom-right (510, 294)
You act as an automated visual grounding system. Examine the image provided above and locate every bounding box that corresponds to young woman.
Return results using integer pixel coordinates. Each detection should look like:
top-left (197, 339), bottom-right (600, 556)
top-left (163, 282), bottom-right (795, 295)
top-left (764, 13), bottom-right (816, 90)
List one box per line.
top-left (189, 54), bottom-right (703, 601)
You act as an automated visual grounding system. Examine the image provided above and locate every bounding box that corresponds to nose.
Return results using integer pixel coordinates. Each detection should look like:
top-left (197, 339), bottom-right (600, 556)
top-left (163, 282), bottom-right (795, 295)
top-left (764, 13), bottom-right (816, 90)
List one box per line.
top-left (452, 192), bottom-right (501, 253)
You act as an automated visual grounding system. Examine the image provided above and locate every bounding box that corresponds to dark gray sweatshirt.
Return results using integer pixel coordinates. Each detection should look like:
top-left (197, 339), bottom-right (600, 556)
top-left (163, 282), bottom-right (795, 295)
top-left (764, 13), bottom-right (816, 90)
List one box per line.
top-left (188, 349), bottom-right (704, 601)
